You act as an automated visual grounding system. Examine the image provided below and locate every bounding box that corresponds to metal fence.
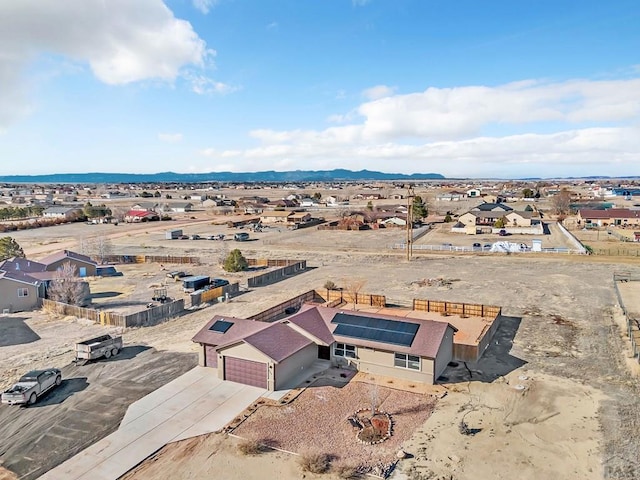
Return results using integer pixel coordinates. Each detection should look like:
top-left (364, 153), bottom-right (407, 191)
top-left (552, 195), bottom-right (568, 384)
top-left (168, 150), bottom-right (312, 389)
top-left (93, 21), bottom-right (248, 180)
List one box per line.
top-left (390, 243), bottom-right (584, 254)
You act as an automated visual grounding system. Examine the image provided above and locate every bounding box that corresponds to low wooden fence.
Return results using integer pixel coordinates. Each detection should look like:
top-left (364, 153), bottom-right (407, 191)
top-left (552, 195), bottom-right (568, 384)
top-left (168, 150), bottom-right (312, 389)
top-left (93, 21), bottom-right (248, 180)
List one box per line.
top-left (322, 290), bottom-right (386, 307)
top-left (42, 298), bottom-right (185, 328)
top-left (247, 261), bottom-right (307, 288)
top-left (412, 299), bottom-right (501, 317)
top-left (190, 283), bottom-right (240, 307)
top-left (98, 254), bottom-right (199, 265)
top-left (248, 290), bottom-right (323, 323)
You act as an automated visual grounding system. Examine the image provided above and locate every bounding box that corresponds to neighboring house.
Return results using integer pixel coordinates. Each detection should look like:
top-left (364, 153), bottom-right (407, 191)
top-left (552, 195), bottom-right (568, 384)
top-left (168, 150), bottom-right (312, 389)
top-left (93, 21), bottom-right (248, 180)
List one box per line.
top-left (578, 208), bottom-right (640, 227)
top-left (124, 210), bottom-right (160, 223)
top-left (260, 210), bottom-right (293, 223)
top-left (39, 250), bottom-right (98, 277)
top-left (470, 202), bottom-right (513, 212)
top-left (169, 202), bottom-right (193, 213)
top-left (435, 191), bottom-right (465, 202)
top-left (458, 211), bottom-right (506, 226)
top-left (288, 212), bottom-right (312, 224)
top-left (0, 271), bottom-right (43, 313)
top-left (131, 202), bottom-right (158, 212)
top-left (504, 211), bottom-right (534, 227)
top-left (466, 188), bottom-right (481, 198)
top-left (42, 206), bottom-right (82, 219)
top-left (300, 198), bottom-right (319, 208)
top-left (192, 305), bottom-right (456, 391)
top-left (380, 216), bottom-right (407, 227)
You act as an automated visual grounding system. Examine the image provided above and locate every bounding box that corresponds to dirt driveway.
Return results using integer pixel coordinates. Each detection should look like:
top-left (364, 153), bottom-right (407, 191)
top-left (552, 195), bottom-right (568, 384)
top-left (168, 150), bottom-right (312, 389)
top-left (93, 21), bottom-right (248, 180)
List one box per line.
top-left (0, 349), bottom-right (196, 480)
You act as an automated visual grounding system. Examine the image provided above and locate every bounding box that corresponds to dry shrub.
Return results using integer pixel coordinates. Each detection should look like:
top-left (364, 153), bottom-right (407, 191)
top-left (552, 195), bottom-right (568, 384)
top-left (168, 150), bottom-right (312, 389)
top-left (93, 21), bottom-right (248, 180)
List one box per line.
top-left (299, 451), bottom-right (331, 474)
top-left (237, 438), bottom-right (264, 456)
top-left (333, 464), bottom-right (361, 479)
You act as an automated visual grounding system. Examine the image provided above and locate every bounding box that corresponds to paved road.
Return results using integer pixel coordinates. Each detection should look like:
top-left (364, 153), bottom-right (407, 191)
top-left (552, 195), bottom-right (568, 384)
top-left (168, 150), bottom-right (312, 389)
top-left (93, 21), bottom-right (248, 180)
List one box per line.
top-left (0, 348), bottom-right (196, 480)
top-left (39, 367), bottom-right (266, 480)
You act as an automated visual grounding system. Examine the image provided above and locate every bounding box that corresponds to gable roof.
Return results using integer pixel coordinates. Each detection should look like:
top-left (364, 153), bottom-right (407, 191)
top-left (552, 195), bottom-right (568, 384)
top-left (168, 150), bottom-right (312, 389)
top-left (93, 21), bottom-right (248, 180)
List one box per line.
top-left (42, 206), bottom-right (80, 214)
top-left (0, 270), bottom-right (41, 286)
top-left (38, 250), bottom-right (97, 267)
top-left (192, 315), bottom-right (271, 346)
top-left (0, 257), bottom-right (47, 274)
top-left (471, 203), bottom-right (513, 212)
top-left (240, 323), bottom-right (313, 363)
top-left (579, 208), bottom-right (640, 219)
top-left (287, 305), bottom-right (335, 345)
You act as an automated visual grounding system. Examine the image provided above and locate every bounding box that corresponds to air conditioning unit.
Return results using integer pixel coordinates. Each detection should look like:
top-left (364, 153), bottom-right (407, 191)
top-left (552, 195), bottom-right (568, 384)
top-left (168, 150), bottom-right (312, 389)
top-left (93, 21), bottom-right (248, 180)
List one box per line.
top-left (2, 308), bottom-right (10, 315)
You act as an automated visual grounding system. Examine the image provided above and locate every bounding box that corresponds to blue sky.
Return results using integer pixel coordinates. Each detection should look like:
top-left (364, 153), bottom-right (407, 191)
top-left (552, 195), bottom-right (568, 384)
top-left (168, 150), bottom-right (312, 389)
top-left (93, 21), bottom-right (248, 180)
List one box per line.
top-left (0, 0), bottom-right (639, 178)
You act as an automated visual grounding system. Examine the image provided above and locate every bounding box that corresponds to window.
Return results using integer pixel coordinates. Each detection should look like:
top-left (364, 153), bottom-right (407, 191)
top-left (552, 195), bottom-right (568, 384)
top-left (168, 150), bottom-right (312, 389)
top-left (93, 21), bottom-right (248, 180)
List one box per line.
top-left (334, 343), bottom-right (356, 358)
top-left (394, 353), bottom-right (420, 370)
top-left (17, 288), bottom-right (29, 297)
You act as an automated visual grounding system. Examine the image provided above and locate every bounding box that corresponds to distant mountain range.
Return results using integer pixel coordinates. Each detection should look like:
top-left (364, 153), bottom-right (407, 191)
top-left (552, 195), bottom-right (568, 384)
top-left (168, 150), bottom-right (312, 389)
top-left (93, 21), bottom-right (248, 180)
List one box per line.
top-left (0, 169), bottom-right (445, 184)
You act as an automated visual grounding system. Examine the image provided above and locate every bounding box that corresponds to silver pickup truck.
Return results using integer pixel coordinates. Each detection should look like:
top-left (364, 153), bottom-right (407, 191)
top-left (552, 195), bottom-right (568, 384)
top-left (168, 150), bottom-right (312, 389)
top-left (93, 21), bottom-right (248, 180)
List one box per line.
top-left (1, 368), bottom-right (62, 405)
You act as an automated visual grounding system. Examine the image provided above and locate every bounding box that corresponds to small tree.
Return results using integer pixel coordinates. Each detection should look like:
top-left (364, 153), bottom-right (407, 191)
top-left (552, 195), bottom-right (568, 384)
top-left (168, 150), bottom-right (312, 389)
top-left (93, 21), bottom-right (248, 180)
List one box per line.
top-left (552, 188), bottom-right (572, 216)
top-left (444, 214), bottom-right (452, 222)
top-left (0, 236), bottom-right (25, 261)
top-left (412, 195), bottom-right (428, 219)
top-left (47, 262), bottom-right (86, 305)
top-left (224, 249), bottom-right (248, 272)
top-left (494, 217), bottom-right (505, 228)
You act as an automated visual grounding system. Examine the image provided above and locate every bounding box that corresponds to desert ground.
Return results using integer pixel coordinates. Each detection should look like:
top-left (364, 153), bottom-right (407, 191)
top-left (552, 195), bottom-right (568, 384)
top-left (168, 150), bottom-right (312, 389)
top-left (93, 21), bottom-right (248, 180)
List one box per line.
top-left (1, 208), bottom-right (640, 480)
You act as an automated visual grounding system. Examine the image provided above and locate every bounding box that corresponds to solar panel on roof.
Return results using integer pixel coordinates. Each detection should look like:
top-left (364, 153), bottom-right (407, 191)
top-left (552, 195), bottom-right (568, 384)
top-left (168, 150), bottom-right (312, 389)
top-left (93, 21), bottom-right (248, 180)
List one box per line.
top-left (209, 320), bottom-right (233, 333)
top-left (331, 313), bottom-right (419, 347)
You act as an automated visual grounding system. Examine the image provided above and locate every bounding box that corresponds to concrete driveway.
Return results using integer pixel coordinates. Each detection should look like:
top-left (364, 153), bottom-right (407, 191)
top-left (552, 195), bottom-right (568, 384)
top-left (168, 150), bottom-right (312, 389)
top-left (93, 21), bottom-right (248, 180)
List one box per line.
top-left (39, 367), bottom-right (266, 480)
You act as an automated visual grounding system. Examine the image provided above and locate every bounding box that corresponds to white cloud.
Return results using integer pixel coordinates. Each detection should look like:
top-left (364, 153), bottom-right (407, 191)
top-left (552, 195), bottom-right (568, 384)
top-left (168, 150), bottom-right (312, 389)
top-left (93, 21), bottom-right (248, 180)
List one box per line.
top-left (198, 76), bottom-right (640, 177)
top-left (0, 0), bottom-right (211, 129)
top-left (362, 84), bottom-right (396, 100)
top-left (158, 132), bottom-right (183, 143)
top-left (266, 22), bottom-right (279, 31)
top-left (185, 73), bottom-right (238, 95)
top-left (192, 0), bottom-right (218, 15)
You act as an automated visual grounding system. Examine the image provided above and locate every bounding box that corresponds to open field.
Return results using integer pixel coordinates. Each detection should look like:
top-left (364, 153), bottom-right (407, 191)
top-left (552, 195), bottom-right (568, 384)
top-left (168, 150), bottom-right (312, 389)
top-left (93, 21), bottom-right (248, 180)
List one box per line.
top-left (2, 215), bottom-right (640, 479)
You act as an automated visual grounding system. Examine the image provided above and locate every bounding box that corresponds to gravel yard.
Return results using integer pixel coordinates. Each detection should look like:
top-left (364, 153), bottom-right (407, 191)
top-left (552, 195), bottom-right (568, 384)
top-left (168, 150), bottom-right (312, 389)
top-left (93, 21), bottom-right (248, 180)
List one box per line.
top-left (234, 380), bottom-right (437, 473)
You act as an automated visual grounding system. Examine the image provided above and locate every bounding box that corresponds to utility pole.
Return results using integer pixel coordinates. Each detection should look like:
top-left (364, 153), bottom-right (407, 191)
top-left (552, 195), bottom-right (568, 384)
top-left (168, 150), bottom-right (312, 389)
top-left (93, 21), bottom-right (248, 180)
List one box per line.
top-left (406, 185), bottom-right (414, 261)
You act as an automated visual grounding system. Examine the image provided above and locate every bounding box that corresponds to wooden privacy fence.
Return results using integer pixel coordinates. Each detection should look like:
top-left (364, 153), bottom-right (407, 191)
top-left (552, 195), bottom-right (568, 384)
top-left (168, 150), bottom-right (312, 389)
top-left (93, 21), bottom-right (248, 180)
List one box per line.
top-left (97, 254), bottom-right (199, 265)
top-left (246, 258), bottom-right (303, 267)
top-left (412, 299), bottom-right (501, 317)
top-left (41, 299), bottom-right (100, 322)
top-left (323, 290), bottom-right (386, 307)
top-left (190, 283), bottom-right (240, 307)
top-left (249, 290), bottom-right (323, 323)
top-left (42, 298), bottom-right (185, 328)
top-left (247, 261), bottom-right (307, 288)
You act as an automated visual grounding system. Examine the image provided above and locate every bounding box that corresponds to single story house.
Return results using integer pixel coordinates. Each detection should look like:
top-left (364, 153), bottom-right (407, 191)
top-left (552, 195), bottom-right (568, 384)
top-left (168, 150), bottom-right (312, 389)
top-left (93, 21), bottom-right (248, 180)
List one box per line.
top-left (39, 250), bottom-right (98, 277)
top-left (470, 202), bottom-right (513, 212)
top-left (260, 210), bottom-right (293, 224)
top-left (435, 191), bottom-right (465, 202)
top-left (169, 202), bottom-right (193, 213)
top-left (42, 206), bottom-right (82, 219)
top-left (577, 208), bottom-right (640, 227)
top-left (466, 188), bottom-right (481, 198)
top-left (192, 305), bottom-right (456, 391)
top-left (124, 210), bottom-right (160, 223)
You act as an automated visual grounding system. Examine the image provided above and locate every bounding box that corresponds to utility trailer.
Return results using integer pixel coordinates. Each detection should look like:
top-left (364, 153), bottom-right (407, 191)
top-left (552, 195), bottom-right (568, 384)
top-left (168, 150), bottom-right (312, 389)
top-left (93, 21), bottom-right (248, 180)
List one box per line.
top-left (182, 275), bottom-right (210, 293)
top-left (74, 334), bottom-right (123, 364)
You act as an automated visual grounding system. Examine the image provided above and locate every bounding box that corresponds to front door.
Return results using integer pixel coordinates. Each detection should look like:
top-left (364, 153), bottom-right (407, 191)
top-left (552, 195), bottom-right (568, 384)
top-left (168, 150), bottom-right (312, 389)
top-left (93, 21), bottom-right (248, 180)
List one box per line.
top-left (317, 345), bottom-right (330, 360)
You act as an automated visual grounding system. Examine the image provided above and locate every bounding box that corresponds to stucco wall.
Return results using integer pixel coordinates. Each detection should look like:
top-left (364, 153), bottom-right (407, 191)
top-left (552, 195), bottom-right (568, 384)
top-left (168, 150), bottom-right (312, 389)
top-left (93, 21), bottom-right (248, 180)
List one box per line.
top-left (220, 342), bottom-right (270, 363)
top-left (334, 346), bottom-right (435, 384)
top-left (45, 259), bottom-right (97, 277)
top-left (0, 281), bottom-right (39, 312)
top-left (275, 343), bottom-right (318, 389)
top-left (434, 326), bottom-right (455, 378)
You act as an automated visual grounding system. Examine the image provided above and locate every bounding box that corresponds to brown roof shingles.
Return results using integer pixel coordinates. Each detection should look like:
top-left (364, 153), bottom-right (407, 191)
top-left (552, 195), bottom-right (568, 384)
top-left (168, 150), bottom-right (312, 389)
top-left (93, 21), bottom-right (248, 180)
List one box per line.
top-left (39, 250), bottom-right (97, 266)
top-left (191, 315), bottom-right (270, 347)
top-left (242, 323), bottom-right (313, 363)
top-left (287, 305), bottom-right (335, 345)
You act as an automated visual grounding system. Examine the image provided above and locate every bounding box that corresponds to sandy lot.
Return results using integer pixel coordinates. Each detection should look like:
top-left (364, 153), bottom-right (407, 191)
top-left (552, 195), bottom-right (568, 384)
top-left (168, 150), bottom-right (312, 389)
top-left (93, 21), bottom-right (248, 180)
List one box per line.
top-left (2, 214), bottom-right (640, 480)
